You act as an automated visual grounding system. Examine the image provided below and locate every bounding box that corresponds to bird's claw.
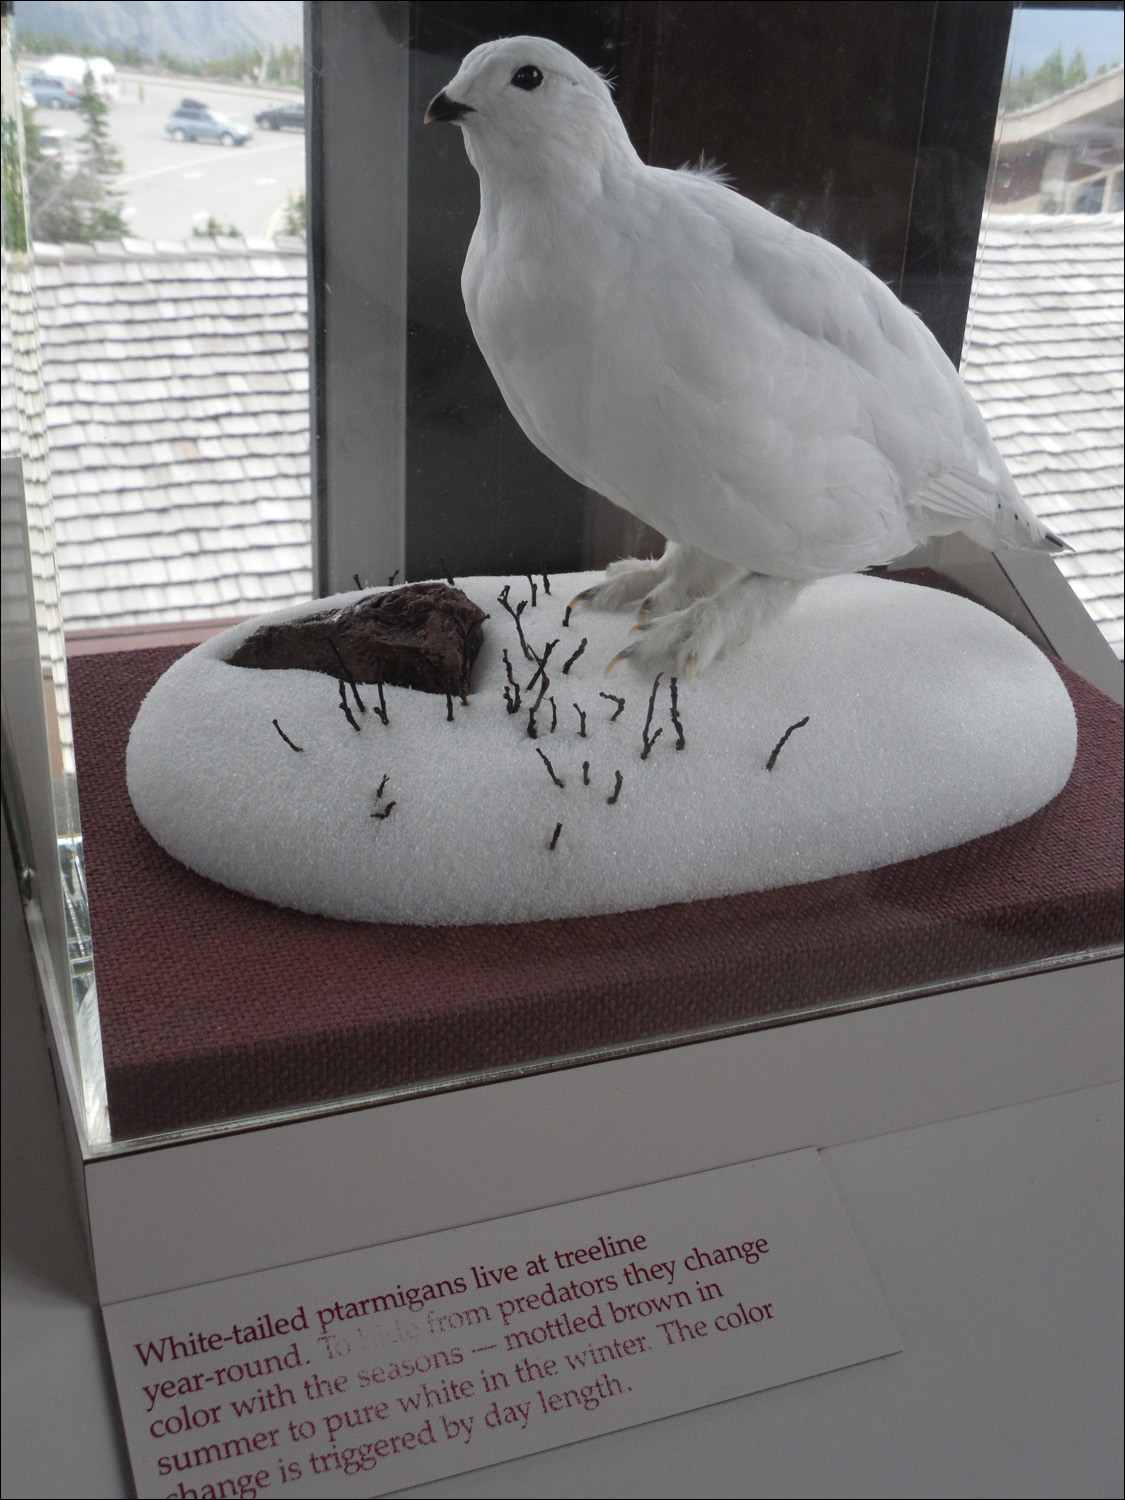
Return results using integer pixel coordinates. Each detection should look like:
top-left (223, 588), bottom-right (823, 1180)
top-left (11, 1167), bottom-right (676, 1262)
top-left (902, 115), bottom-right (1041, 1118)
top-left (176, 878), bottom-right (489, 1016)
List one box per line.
top-left (604, 648), bottom-right (631, 675)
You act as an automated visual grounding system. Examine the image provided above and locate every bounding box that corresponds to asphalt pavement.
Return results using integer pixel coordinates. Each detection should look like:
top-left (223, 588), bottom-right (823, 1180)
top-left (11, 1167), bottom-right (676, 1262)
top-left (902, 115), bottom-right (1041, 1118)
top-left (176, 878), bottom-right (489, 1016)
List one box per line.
top-left (26, 70), bottom-right (307, 242)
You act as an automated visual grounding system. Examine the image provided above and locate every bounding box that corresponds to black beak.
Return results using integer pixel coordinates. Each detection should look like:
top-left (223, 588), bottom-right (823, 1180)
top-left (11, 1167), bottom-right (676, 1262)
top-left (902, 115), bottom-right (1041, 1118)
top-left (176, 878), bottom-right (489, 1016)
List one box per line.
top-left (425, 90), bottom-right (474, 124)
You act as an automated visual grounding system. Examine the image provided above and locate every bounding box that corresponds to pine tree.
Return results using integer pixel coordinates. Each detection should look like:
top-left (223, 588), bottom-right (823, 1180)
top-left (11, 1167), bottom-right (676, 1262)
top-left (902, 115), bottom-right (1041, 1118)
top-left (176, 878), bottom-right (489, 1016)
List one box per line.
top-left (1063, 49), bottom-right (1088, 91)
top-left (72, 71), bottom-right (126, 236)
top-left (1001, 47), bottom-right (1091, 112)
top-left (25, 72), bottom-right (126, 243)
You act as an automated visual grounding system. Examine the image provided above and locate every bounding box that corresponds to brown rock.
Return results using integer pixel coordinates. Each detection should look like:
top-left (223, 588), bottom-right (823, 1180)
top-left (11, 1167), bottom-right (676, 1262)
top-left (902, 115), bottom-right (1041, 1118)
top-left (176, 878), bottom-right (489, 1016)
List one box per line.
top-left (227, 582), bottom-right (487, 696)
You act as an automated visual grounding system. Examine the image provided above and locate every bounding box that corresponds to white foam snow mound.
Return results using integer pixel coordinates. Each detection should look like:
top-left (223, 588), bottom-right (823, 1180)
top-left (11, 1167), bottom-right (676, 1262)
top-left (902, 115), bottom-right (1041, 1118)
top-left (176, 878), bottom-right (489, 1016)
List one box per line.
top-left (126, 572), bottom-right (1077, 925)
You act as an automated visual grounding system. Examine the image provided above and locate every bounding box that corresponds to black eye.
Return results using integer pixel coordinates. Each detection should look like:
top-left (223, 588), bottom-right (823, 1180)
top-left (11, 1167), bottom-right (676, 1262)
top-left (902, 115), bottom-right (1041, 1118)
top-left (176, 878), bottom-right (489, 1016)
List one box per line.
top-left (511, 65), bottom-right (543, 91)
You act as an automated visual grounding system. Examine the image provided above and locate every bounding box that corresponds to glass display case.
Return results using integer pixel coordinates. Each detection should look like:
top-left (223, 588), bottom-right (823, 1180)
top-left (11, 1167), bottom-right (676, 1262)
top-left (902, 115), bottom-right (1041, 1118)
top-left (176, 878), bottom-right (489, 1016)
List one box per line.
top-left (2, 2), bottom-right (1121, 1261)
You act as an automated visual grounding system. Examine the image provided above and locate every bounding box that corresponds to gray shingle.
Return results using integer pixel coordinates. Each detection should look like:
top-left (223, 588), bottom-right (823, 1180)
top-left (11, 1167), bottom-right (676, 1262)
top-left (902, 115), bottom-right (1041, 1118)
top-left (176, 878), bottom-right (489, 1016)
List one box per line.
top-left (963, 212), bottom-right (1124, 659)
top-left (0, 239), bottom-right (313, 631)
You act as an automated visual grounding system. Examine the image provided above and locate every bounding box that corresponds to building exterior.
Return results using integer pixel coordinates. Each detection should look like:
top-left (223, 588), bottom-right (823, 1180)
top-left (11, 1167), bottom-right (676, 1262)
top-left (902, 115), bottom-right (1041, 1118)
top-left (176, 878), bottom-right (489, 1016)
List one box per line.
top-left (991, 65), bottom-right (1124, 216)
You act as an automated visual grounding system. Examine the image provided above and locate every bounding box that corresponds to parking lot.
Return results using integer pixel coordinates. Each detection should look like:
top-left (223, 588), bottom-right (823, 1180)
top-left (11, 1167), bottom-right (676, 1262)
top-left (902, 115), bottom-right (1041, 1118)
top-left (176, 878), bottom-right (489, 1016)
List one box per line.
top-left (25, 69), bottom-right (306, 242)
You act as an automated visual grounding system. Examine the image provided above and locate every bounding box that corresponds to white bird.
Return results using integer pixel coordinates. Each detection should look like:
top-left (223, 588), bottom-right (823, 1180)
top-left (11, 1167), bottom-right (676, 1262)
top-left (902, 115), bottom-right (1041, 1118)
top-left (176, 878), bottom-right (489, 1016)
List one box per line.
top-left (426, 36), bottom-right (1062, 676)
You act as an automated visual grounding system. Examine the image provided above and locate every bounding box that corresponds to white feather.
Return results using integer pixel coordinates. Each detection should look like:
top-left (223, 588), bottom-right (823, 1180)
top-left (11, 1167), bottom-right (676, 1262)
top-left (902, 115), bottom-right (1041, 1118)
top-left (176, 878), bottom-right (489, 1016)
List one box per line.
top-left (427, 37), bottom-right (1060, 673)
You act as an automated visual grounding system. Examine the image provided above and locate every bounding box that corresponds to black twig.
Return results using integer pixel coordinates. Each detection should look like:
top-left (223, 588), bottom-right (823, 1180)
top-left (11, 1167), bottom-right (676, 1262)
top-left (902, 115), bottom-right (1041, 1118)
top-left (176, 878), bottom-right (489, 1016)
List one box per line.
top-left (328, 637), bottom-right (366, 716)
top-left (640, 673), bottom-right (663, 760)
top-left (526, 639), bottom-right (557, 694)
top-left (561, 638), bottom-right (587, 674)
top-left (520, 613), bottom-right (540, 664)
top-left (574, 704), bottom-right (587, 738)
top-left (497, 584), bottom-right (521, 629)
top-left (562, 603), bottom-right (573, 628)
top-left (643, 672), bottom-right (662, 732)
top-left (525, 574), bottom-right (538, 607)
top-left (504, 682), bottom-right (521, 715)
top-left (535, 747), bottom-right (565, 788)
top-left (445, 691), bottom-right (454, 722)
top-left (549, 696), bottom-right (557, 733)
top-left (387, 569), bottom-right (399, 586)
top-left (766, 716), bottom-right (810, 772)
top-left (337, 678), bottom-right (362, 732)
top-left (600, 691), bottom-right (626, 722)
top-left (541, 573), bottom-right (551, 595)
top-left (669, 676), bottom-right (685, 750)
top-left (458, 628), bottom-right (474, 702)
top-left (371, 801), bottom-right (396, 821)
top-left (607, 770), bottom-right (623, 805)
top-left (272, 719), bottom-right (303, 752)
top-left (582, 759), bottom-right (590, 785)
top-left (498, 586), bottom-right (536, 661)
top-left (372, 663), bottom-right (389, 726)
top-left (502, 649), bottom-right (518, 687)
top-left (353, 572), bottom-right (364, 590)
top-left (375, 774), bottom-right (389, 799)
top-left (526, 676), bottom-right (549, 737)
top-left (440, 557), bottom-right (455, 586)
top-left (548, 821), bottom-right (562, 851)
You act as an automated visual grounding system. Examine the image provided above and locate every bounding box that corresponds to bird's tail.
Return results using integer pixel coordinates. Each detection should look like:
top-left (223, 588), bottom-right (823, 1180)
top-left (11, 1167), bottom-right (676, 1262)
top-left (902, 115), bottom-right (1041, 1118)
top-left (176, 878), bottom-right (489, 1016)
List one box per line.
top-left (920, 468), bottom-right (1066, 554)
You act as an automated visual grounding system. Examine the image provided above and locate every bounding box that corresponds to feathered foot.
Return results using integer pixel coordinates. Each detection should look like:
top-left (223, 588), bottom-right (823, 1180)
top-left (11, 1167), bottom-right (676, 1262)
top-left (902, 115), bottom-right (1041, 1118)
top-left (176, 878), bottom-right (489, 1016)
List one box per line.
top-left (570, 555), bottom-right (670, 615)
top-left (607, 573), bottom-right (804, 678)
top-left (570, 541), bottom-right (738, 617)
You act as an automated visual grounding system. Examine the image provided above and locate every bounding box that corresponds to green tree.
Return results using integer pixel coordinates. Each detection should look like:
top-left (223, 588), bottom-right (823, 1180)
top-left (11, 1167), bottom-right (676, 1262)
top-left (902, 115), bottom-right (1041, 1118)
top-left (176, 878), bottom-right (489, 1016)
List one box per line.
top-left (1002, 47), bottom-right (1091, 111)
top-left (23, 113), bottom-right (86, 243)
top-left (193, 215), bottom-right (242, 238)
top-left (1037, 45), bottom-right (1067, 98)
top-left (25, 72), bottom-right (126, 243)
top-left (1064, 48), bottom-right (1088, 91)
top-left (76, 73), bottom-right (121, 178)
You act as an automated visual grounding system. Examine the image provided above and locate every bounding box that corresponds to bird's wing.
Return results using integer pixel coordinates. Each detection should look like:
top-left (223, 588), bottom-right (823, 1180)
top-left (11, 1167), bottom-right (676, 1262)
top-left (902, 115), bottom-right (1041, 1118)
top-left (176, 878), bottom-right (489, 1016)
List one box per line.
top-left (611, 176), bottom-right (941, 570)
top-left (700, 181), bottom-right (1062, 556)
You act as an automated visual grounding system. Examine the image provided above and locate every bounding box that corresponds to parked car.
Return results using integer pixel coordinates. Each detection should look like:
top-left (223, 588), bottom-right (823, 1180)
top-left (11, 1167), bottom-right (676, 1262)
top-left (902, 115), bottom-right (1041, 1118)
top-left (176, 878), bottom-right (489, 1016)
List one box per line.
top-left (41, 52), bottom-right (119, 100)
top-left (165, 106), bottom-right (252, 146)
top-left (254, 99), bottom-right (305, 131)
top-left (24, 71), bottom-right (79, 109)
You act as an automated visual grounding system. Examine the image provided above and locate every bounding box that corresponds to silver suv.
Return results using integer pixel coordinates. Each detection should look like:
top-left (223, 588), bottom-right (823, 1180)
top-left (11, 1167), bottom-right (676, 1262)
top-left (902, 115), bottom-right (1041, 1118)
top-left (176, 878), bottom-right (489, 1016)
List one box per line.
top-left (165, 103), bottom-right (251, 146)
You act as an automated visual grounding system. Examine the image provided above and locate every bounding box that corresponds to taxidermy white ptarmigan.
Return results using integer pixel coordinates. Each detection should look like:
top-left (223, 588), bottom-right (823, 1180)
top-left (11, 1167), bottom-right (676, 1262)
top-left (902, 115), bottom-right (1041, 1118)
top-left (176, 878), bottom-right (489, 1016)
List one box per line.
top-left (426, 36), bottom-right (1063, 676)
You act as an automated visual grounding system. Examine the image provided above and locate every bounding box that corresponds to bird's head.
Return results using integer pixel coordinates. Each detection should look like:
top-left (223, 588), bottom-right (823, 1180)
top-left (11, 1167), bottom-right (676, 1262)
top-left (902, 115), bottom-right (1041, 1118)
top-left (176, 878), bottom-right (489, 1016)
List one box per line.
top-left (425, 36), bottom-right (636, 186)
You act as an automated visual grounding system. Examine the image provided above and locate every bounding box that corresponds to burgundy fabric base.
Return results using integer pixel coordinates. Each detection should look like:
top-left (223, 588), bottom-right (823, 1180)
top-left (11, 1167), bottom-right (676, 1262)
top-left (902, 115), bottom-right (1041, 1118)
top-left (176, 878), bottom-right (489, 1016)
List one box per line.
top-left (68, 640), bottom-right (1122, 1140)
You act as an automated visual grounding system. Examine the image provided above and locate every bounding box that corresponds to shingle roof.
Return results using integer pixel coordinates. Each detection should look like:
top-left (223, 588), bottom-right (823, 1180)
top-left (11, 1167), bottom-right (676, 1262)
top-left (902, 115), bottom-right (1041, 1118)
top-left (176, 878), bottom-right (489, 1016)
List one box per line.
top-left (6, 236), bottom-right (312, 632)
top-left (961, 212), bottom-right (1124, 659)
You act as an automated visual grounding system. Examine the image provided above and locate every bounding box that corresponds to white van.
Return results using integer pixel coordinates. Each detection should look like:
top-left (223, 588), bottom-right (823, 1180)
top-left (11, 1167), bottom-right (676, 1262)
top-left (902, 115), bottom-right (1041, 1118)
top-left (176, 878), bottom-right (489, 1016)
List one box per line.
top-left (41, 54), bottom-right (120, 102)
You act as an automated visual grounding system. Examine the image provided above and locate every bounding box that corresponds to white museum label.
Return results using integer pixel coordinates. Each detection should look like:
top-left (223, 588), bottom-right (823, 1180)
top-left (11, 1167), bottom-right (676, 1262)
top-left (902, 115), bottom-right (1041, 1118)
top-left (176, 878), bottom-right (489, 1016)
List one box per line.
top-left (102, 1147), bottom-right (900, 1498)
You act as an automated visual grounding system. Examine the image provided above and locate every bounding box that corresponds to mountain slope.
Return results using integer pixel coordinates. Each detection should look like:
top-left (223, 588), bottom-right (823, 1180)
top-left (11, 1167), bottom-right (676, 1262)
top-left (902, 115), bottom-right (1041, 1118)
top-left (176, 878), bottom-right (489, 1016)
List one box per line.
top-left (14, 1), bottom-right (303, 62)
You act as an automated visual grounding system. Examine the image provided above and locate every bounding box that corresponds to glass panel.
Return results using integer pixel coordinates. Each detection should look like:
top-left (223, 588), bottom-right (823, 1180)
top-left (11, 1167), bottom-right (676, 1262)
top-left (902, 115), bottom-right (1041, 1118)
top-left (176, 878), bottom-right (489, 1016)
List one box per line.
top-left (2, 6), bottom-right (104, 1137)
top-left (963, 1), bottom-right (1124, 660)
top-left (2, 0), bottom-right (311, 1147)
top-left (5, 1), bottom-right (1120, 1153)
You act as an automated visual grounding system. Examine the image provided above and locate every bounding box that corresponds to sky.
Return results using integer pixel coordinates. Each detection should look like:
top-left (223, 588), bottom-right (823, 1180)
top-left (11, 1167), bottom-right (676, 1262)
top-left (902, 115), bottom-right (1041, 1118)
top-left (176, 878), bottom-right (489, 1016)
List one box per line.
top-left (1006, 5), bottom-right (1124, 74)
